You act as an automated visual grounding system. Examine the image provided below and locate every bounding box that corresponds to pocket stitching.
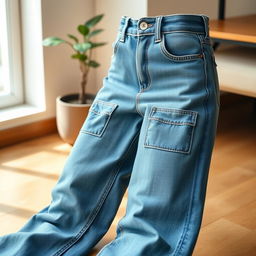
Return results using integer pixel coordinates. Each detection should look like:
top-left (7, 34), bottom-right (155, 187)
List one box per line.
top-left (80, 100), bottom-right (118, 137)
top-left (160, 32), bottom-right (203, 62)
top-left (150, 106), bottom-right (198, 124)
top-left (90, 99), bottom-right (118, 115)
top-left (148, 117), bottom-right (195, 126)
top-left (144, 107), bottom-right (198, 154)
top-left (80, 113), bottom-right (110, 137)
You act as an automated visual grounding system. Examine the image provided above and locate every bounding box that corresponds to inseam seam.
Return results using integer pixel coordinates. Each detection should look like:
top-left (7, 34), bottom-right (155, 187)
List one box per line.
top-left (52, 129), bottom-right (141, 256)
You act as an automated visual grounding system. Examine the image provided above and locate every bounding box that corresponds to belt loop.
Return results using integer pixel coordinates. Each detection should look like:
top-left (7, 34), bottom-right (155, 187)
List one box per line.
top-left (154, 15), bottom-right (163, 43)
top-left (119, 16), bottom-right (130, 43)
top-left (201, 15), bottom-right (209, 38)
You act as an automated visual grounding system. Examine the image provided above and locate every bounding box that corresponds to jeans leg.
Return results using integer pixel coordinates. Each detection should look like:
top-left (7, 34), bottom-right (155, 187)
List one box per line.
top-left (0, 32), bottom-right (143, 256)
top-left (97, 18), bottom-right (219, 256)
top-left (97, 88), bottom-right (219, 256)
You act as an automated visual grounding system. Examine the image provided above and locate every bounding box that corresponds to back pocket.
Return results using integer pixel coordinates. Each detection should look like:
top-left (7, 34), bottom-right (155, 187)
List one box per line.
top-left (144, 107), bottom-right (198, 154)
top-left (80, 99), bottom-right (118, 137)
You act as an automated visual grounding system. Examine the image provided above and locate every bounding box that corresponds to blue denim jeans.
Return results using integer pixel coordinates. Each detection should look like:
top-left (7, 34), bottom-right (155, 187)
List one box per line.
top-left (0, 14), bottom-right (220, 256)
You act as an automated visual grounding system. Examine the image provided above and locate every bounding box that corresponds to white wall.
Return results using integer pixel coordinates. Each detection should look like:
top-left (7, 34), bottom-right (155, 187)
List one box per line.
top-left (42, 0), bottom-right (96, 115)
top-left (94, 0), bottom-right (147, 90)
top-left (226, 0), bottom-right (256, 17)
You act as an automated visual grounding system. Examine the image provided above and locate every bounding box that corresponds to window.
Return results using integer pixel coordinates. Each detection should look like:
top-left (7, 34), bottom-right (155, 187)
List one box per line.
top-left (0, 0), bottom-right (24, 108)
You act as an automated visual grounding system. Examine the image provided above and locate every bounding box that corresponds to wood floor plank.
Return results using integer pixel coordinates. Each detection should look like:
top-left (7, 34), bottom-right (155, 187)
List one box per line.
top-left (224, 200), bottom-right (256, 230)
top-left (194, 219), bottom-right (256, 256)
top-left (202, 177), bottom-right (256, 227)
top-left (206, 166), bottom-right (255, 198)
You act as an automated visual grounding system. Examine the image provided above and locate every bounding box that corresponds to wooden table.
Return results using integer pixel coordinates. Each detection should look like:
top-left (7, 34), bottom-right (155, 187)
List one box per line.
top-left (209, 14), bottom-right (256, 47)
top-left (209, 14), bottom-right (256, 99)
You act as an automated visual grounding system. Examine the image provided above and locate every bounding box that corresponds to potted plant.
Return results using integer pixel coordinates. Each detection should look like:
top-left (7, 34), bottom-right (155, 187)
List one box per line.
top-left (42, 14), bottom-right (107, 145)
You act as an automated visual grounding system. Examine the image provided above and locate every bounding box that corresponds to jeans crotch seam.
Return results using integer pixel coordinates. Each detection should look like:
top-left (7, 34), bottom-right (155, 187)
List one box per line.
top-left (172, 36), bottom-right (210, 256)
top-left (135, 38), bottom-right (151, 117)
top-left (141, 38), bottom-right (152, 92)
top-left (135, 35), bottom-right (143, 90)
top-left (138, 37), bottom-right (151, 91)
top-left (135, 92), bottom-right (144, 117)
top-left (135, 35), bottom-right (145, 117)
top-left (52, 130), bottom-right (141, 256)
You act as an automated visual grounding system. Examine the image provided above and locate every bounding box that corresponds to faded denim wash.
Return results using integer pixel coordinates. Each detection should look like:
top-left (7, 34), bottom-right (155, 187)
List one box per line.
top-left (0, 14), bottom-right (220, 256)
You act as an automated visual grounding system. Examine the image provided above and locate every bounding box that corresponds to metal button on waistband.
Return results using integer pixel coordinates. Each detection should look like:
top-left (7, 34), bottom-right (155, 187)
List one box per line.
top-left (139, 21), bottom-right (148, 30)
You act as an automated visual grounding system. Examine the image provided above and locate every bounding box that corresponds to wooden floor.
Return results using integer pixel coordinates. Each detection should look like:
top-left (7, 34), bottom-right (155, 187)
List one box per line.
top-left (0, 96), bottom-right (255, 255)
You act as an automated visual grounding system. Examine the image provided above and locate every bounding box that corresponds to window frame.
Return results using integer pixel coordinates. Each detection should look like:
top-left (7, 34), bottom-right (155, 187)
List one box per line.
top-left (0, 0), bottom-right (24, 108)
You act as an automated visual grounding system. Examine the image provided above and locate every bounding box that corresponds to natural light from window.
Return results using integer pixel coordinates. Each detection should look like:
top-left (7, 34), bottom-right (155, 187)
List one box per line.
top-left (0, 0), bottom-right (24, 109)
top-left (0, 0), bottom-right (46, 124)
top-left (0, 43), bottom-right (4, 94)
top-left (0, 1), bottom-right (11, 96)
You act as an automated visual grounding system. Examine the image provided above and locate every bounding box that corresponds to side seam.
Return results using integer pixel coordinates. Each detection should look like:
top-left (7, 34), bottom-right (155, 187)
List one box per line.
top-left (172, 35), bottom-right (210, 256)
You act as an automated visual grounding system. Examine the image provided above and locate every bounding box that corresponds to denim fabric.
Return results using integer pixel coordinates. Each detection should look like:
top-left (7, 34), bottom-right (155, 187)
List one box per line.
top-left (0, 14), bottom-right (220, 256)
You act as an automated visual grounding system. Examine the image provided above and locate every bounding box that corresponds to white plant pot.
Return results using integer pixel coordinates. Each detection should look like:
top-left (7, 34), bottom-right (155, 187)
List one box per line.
top-left (56, 93), bottom-right (95, 145)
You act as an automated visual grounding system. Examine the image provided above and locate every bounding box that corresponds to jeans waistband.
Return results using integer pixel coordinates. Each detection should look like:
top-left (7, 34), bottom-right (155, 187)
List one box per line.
top-left (118, 14), bottom-right (209, 43)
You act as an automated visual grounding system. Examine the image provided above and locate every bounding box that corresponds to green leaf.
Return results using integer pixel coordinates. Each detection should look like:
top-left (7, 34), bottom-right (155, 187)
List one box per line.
top-left (77, 25), bottom-right (89, 36)
top-left (90, 42), bottom-right (107, 48)
top-left (42, 37), bottom-right (66, 46)
top-left (88, 60), bottom-right (100, 68)
top-left (85, 14), bottom-right (104, 28)
top-left (67, 34), bottom-right (79, 43)
top-left (71, 53), bottom-right (87, 61)
top-left (73, 42), bottom-right (92, 52)
top-left (88, 29), bottom-right (104, 38)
